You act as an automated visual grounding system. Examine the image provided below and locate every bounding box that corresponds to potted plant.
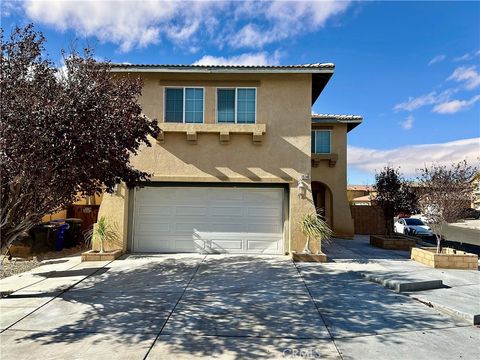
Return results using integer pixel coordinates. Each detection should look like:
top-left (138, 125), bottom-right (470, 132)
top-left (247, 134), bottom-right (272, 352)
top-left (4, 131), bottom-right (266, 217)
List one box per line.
top-left (81, 216), bottom-right (123, 261)
top-left (370, 166), bottom-right (418, 250)
top-left (293, 211), bottom-right (332, 262)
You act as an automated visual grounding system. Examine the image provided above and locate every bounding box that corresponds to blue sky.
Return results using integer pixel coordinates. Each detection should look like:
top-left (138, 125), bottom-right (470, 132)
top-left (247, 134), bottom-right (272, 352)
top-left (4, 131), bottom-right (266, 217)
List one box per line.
top-left (2, 1), bottom-right (479, 184)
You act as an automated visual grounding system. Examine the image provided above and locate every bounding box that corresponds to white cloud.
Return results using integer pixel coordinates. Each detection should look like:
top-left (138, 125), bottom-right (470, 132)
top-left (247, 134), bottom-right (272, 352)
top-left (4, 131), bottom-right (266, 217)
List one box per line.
top-left (228, 1), bottom-right (351, 49)
top-left (432, 94), bottom-right (480, 114)
top-left (393, 89), bottom-right (455, 112)
top-left (227, 24), bottom-right (276, 49)
top-left (21, 0), bottom-right (352, 52)
top-left (400, 115), bottom-right (414, 130)
top-left (23, 0), bottom-right (181, 52)
top-left (193, 51), bottom-right (281, 66)
top-left (348, 138), bottom-right (480, 178)
top-left (428, 54), bottom-right (446, 66)
top-left (447, 66), bottom-right (480, 90)
top-left (453, 50), bottom-right (480, 62)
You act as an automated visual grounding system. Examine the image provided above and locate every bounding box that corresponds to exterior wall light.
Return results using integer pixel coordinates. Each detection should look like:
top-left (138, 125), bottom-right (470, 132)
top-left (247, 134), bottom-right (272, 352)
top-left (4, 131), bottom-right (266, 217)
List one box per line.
top-left (298, 181), bottom-right (307, 199)
top-left (297, 174), bottom-right (310, 199)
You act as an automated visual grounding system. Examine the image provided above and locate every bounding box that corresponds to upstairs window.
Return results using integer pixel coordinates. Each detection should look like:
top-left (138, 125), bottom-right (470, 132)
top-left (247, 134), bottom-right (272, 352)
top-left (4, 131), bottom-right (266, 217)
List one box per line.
top-left (217, 89), bottom-right (236, 123)
top-left (165, 87), bottom-right (204, 123)
top-left (217, 88), bottom-right (256, 124)
top-left (311, 130), bottom-right (331, 154)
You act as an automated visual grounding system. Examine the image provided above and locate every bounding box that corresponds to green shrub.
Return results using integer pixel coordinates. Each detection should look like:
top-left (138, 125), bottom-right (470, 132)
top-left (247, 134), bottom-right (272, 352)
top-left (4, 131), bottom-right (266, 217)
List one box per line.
top-left (84, 216), bottom-right (119, 253)
top-left (300, 212), bottom-right (333, 254)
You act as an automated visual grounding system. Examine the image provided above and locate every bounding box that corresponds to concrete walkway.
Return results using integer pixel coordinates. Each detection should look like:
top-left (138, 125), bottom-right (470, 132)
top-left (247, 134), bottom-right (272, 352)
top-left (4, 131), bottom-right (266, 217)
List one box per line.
top-left (329, 236), bottom-right (480, 325)
top-left (1, 242), bottom-right (479, 359)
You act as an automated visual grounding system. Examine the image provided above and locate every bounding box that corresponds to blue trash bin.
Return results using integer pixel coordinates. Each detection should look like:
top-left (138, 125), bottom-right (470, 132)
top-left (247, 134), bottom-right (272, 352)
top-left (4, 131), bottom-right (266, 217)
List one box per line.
top-left (50, 220), bottom-right (70, 251)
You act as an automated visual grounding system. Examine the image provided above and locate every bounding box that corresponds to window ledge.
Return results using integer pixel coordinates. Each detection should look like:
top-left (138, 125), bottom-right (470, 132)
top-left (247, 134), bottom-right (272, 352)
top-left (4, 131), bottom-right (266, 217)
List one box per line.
top-left (311, 153), bottom-right (338, 168)
top-left (157, 123), bottom-right (266, 145)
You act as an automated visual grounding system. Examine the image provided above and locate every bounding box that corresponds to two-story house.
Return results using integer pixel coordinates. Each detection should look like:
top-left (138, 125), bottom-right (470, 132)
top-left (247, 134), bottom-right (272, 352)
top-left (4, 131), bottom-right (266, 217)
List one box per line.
top-left (98, 63), bottom-right (362, 255)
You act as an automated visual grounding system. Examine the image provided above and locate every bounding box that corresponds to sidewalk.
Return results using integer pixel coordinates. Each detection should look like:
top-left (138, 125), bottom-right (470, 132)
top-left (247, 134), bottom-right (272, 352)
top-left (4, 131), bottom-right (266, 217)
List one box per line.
top-left (324, 236), bottom-right (480, 325)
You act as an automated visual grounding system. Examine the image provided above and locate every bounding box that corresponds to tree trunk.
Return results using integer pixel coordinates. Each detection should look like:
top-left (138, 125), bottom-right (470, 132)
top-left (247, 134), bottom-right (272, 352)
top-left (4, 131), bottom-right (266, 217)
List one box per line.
top-left (385, 217), bottom-right (394, 236)
top-left (303, 236), bottom-right (311, 254)
top-left (436, 234), bottom-right (442, 254)
top-left (1, 221), bottom-right (35, 256)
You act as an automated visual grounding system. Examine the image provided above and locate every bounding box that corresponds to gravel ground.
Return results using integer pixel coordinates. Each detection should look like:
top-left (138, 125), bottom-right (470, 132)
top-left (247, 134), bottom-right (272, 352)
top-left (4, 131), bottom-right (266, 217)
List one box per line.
top-left (0, 245), bottom-right (84, 280)
top-left (0, 258), bottom-right (41, 279)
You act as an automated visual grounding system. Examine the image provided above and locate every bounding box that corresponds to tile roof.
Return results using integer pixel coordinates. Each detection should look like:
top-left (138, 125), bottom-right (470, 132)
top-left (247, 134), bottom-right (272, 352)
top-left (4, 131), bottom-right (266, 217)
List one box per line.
top-left (110, 63), bottom-right (335, 74)
top-left (312, 113), bottom-right (363, 132)
top-left (351, 195), bottom-right (375, 202)
top-left (312, 114), bottom-right (363, 121)
top-left (347, 185), bottom-right (374, 191)
top-left (111, 63), bottom-right (335, 70)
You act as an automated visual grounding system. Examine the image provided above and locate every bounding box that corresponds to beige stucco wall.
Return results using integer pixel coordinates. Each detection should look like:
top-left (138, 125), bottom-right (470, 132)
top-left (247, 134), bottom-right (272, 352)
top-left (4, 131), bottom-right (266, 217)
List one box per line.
top-left (311, 123), bottom-right (354, 238)
top-left (99, 71), bottom-right (350, 253)
top-left (96, 184), bottom-right (129, 252)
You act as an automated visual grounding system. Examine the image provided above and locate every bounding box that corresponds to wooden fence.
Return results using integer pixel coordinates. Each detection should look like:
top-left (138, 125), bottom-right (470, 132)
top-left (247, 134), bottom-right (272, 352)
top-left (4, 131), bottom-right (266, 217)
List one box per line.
top-left (350, 205), bottom-right (386, 235)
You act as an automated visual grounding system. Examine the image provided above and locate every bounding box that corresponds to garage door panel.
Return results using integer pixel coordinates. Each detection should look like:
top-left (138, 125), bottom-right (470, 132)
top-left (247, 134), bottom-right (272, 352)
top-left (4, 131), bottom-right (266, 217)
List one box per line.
top-left (137, 190), bottom-right (175, 202)
top-left (175, 223), bottom-right (210, 233)
top-left (132, 236), bottom-right (171, 252)
top-left (209, 206), bottom-right (243, 217)
top-left (247, 223), bottom-right (282, 233)
top-left (211, 191), bottom-right (244, 201)
top-left (208, 239), bottom-right (244, 252)
top-left (208, 223), bottom-right (245, 232)
top-left (247, 207), bottom-right (282, 217)
top-left (137, 205), bottom-right (173, 216)
top-left (244, 190), bottom-right (282, 202)
top-left (135, 222), bottom-right (170, 233)
top-left (247, 239), bottom-right (281, 252)
top-left (133, 187), bottom-right (284, 254)
top-left (175, 239), bottom-right (200, 252)
top-left (175, 189), bottom-right (208, 201)
top-left (175, 206), bottom-right (208, 216)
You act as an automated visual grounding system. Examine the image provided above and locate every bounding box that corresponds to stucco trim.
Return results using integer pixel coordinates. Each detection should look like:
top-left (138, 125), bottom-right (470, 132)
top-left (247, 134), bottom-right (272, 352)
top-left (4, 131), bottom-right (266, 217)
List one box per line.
top-left (311, 153), bottom-right (338, 168)
top-left (145, 176), bottom-right (295, 183)
top-left (156, 123), bottom-right (266, 144)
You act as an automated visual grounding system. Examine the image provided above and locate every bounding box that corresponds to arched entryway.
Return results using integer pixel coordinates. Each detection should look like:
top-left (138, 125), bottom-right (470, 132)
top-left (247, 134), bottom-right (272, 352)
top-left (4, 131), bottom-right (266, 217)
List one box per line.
top-left (311, 181), bottom-right (333, 229)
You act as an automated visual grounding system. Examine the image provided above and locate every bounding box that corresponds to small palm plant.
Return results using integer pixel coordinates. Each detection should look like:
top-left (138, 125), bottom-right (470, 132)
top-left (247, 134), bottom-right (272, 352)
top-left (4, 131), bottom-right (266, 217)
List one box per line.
top-left (300, 212), bottom-right (333, 254)
top-left (84, 216), bottom-right (119, 253)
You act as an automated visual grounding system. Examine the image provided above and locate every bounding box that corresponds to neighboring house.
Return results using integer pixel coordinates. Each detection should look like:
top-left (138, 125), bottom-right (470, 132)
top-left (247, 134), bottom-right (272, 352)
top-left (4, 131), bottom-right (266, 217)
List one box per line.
top-left (98, 63), bottom-right (362, 255)
top-left (470, 172), bottom-right (480, 210)
top-left (350, 194), bottom-right (375, 206)
top-left (347, 185), bottom-right (374, 202)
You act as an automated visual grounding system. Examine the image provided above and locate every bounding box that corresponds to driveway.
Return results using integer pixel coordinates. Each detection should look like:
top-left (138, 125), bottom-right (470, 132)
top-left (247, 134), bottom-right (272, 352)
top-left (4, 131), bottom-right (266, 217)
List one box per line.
top-left (1, 250), bottom-right (478, 359)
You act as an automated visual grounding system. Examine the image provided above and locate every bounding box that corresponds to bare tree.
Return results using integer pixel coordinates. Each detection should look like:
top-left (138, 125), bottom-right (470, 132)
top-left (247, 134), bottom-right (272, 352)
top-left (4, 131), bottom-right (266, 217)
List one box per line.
top-left (416, 161), bottom-right (476, 253)
top-left (0, 25), bottom-right (159, 252)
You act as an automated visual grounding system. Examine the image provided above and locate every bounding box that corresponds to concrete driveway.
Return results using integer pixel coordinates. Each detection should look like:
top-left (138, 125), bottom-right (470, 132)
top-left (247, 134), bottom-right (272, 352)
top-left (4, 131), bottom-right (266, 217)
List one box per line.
top-left (1, 251), bottom-right (478, 359)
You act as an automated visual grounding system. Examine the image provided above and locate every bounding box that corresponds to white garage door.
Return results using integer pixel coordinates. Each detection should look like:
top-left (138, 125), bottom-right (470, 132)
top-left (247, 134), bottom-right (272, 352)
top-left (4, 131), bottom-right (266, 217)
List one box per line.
top-left (132, 187), bottom-right (284, 254)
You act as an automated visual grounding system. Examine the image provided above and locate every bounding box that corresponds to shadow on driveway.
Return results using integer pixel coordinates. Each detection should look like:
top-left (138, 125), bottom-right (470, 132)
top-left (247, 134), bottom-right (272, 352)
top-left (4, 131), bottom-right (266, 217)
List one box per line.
top-left (1, 252), bottom-right (476, 360)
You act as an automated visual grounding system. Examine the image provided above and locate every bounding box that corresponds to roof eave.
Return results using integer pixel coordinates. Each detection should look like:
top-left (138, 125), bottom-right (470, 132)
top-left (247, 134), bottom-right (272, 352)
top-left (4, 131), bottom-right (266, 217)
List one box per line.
top-left (110, 67), bottom-right (335, 75)
top-left (312, 117), bottom-right (363, 132)
top-left (311, 72), bottom-right (334, 105)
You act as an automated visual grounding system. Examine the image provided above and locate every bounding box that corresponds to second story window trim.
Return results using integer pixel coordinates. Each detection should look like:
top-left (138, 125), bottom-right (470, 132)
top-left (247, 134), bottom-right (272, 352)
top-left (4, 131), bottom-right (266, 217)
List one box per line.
top-left (216, 87), bottom-right (257, 124)
top-left (164, 87), bottom-right (205, 124)
top-left (311, 129), bottom-right (331, 154)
